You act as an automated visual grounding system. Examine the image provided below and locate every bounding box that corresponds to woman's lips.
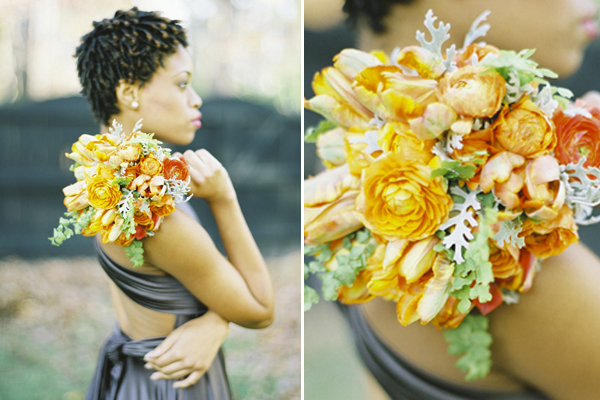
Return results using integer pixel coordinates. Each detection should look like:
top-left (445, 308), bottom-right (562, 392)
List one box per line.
top-left (582, 17), bottom-right (600, 40)
top-left (192, 114), bottom-right (202, 129)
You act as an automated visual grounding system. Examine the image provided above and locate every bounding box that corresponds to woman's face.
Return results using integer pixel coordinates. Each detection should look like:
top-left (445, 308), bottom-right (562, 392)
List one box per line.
top-left (384, 0), bottom-right (599, 78)
top-left (136, 45), bottom-right (202, 145)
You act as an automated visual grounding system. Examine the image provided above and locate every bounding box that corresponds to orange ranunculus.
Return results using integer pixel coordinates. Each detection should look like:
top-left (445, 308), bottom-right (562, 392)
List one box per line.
top-left (353, 65), bottom-right (438, 122)
top-left (521, 156), bottom-right (565, 221)
top-left (87, 176), bottom-right (121, 210)
top-left (494, 97), bottom-right (557, 158)
top-left (489, 239), bottom-right (522, 290)
top-left (520, 204), bottom-right (578, 259)
top-left (149, 195), bottom-right (176, 217)
top-left (134, 208), bottom-right (154, 228)
top-left (379, 122), bottom-right (435, 165)
top-left (304, 164), bottom-right (363, 245)
top-left (553, 100), bottom-right (600, 167)
top-left (356, 153), bottom-right (452, 240)
top-left (164, 157), bottom-right (190, 181)
top-left (454, 43), bottom-right (500, 68)
top-left (395, 46), bottom-right (445, 79)
top-left (139, 155), bottom-right (164, 176)
top-left (116, 142), bottom-right (143, 162)
top-left (114, 231), bottom-right (135, 247)
top-left (438, 65), bottom-right (506, 118)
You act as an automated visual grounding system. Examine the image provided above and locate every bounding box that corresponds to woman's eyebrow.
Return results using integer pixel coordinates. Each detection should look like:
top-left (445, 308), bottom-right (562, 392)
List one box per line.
top-left (173, 70), bottom-right (192, 78)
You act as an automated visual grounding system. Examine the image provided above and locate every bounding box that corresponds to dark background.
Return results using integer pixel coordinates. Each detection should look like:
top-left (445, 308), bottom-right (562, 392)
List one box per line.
top-left (0, 96), bottom-right (301, 258)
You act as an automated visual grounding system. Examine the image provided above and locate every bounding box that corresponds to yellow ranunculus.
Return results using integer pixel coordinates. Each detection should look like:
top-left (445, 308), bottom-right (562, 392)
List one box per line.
top-left (379, 122), bottom-right (435, 165)
top-left (356, 153), bottom-right (452, 240)
top-left (520, 204), bottom-right (578, 259)
top-left (439, 65), bottom-right (506, 118)
top-left (87, 176), bottom-right (121, 210)
top-left (494, 97), bottom-right (557, 158)
top-left (304, 164), bottom-right (363, 245)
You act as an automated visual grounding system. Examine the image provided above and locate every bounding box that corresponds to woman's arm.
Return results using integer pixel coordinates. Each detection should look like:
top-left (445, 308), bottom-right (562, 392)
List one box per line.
top-left (143, 149), bottom-right (275, 328)
top-left (489, 242), bottom-right (600, 399)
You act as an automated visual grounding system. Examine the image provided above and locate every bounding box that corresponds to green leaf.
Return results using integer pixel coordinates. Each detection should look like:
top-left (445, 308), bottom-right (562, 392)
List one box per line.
top-left (320, 271), bottom-right (341, 301)
top-left (304, 120), bottom-right (337, 143)
top-left (444, 314), bottom-right (493, 380)
top-left (308, 261), bottom-right (326, 274)
top-left (356, 229), bottom-right (370, 243)
top-left (124, 239), bottom-right (144, 268)
top-left (113, 177), bottom-right (132, 187)
top-left (49, 207), bottom-right (94, 246)
top-left (304, 285), bottom-right (319, 311)
top-left (431, 160), bottom-right (476, 180)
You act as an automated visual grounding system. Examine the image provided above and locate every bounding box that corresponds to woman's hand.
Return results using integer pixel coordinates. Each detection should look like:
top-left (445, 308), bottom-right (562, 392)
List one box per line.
top-left (182, 149), bottom-right (236, 204)
top-left (143, 310), bottom-right (230, 389)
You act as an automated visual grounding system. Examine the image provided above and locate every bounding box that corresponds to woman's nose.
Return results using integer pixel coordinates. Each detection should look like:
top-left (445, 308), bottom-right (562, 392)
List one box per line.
top-left (190, 87), bottom-right (202, 109)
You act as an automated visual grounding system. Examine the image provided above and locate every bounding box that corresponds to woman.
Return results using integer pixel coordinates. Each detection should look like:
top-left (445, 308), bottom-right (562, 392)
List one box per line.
top-left (305, 0), bottom-right (600, 399)
top-left (75, 8), bottom-right (275, 399)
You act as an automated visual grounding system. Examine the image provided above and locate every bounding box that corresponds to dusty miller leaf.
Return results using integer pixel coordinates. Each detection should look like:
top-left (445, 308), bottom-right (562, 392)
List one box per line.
top-left (439, 187), bottom-right (482, 264)
top-left (493, 218), bottom-right (525, 249)
top-left (560, 157), bottom-right (600, 225)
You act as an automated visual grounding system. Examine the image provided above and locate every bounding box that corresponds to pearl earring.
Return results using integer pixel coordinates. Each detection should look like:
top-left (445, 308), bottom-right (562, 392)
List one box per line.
top-left (132, 101), bottom-right (139, 109)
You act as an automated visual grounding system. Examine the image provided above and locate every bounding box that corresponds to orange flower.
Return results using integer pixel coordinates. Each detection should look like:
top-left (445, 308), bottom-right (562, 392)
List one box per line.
top-left (494, 98), bottom-right (557, 158)
top-left (438, 65), bottom-right (505, 118)
top-left (87, 176), bottom-right (121, 210)
top-left (454, 43), bottom-right (500, 68)
top-left (149, 195), bottom-right (175, 217)
top-left (134, 208), bottom-right (154, 228)
top-left (451, 126), bottom-right (501, 191)
top-left (522, 156), bottom-right (565, 221)
top-left (379, 122), bottom-right (435, 165)
top-left (139, 155), bottom-right (164, 176)
top-left (114, 231), bottom-right (135, 247)
top-left (520, 204), bottom-right (578, 259)
top-left (164, 156), bottom-right (190, 181)
top-left (116, 142), bottom-right (143, 162)
top-left (553, 100), bottom-right (600, 167)
top-left (489, 239), bottom-right (522, 290)
top-left (354, 65), bottom-right (438, 122)
top-left (304, 165), bottom-right (363, 245)
top-left (356, 154), bottom-right (452, 240)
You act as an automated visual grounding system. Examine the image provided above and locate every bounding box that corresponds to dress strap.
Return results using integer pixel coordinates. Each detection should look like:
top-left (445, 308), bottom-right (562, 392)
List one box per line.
top-left (94, 239), bottom-right (207, 316)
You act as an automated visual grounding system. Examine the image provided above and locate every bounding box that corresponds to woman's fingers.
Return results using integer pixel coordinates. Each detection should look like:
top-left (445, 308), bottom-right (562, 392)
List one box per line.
top-left (149, 367), bottom-right (194, 381)
top-left (173, 370), bottom-right (204, 389)
top-left (144, 334), bottom-right (177, 363)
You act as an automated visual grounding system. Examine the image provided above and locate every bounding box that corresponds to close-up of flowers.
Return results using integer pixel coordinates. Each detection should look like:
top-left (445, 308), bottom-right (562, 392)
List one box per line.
top-left (50, 119), bottom-right (192, 267)
top-left (303, 10), bottom-right (600, 381)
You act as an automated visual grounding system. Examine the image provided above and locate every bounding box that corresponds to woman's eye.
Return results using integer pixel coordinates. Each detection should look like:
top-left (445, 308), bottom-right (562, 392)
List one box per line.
top-left (179, 81), bottom-right (188, 89)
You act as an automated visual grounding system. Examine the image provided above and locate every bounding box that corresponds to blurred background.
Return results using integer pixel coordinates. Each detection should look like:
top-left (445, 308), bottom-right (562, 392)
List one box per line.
top-left (303, 1), bottom-right (600, 399)
top-left (0, 0), bottom-right (300, 399)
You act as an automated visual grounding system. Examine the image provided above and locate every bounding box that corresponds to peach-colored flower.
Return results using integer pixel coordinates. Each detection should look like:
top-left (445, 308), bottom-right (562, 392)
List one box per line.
top-left (116, 142), bottom-right (143, 162)
top-left (63, 180), bottom-right (90, 212)
top-left (316, 127), bottom-right (347, 169)
top-left (150, 195), bottom-right (176, 217)
top-left (304, 165), bottom-right (363, 245)
top-left (451, 126), bottom-right (502, 191)
top-left (520, 204), bottom-right (578, 259)
top-left (408, 102), bottom-right (457, 140)
top-left (139, 155), bottom-right (163, 176)
top-left (521, 156), bottom-right (565, 221)
top-left (395, 46), bottom-right (445, 79)
top-left (87, 176), bottom-right (121, 210)
top-left (356, 154), bottom-right (452, 240)
top-left (553, 100), bottom-right (600, 167)
top-left (480, 151), bottom-right (526, 210)
top-left (354, 65), bottom-right (438, 122)
top-left (494, 98), bottom-right (557, 158)
top-left (454, 43), bottom-right (500, 68)
top-left (489, 239), bottom-right (522, 289)
top-left (438, 65), bottom-right (505, 118)
top-left (164, 157), bottom-right (190, 181)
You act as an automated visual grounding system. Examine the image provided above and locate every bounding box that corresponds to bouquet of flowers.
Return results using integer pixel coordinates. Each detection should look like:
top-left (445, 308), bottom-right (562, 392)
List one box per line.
top-left (304, 10), bottom-right (600, 380)
top-left (50, 119), bottom-right (191, 267)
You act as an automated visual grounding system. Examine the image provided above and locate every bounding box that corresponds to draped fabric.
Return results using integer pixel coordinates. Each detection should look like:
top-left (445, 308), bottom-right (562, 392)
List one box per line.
top-left (86, 203), bottom-right (231, 400)
top-left (338, 304), bottom-right (551, 400)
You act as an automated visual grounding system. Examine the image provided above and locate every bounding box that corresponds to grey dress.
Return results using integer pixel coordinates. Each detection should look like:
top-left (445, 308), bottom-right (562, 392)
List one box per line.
top-left (86, 204), bottom-right (231, 400)
top-left (339, 304), bottom-right (552, 400)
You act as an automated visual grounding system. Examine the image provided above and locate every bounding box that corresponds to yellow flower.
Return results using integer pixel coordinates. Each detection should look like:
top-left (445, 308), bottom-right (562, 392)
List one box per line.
top-left (333, 49), bottom-right (383, 80)
top-left (439, 65), bottom-right (506, 118)
top-left (379, 122), bottom-right (435, 165)
top-left (395, 46), bottom-right (445, 79)
top-left (353, 66), bottom-right (438, 122)
top-left (520, 204), bottom-right (578, 259)
top-left (116, 142), bottom-right (143, 162)
top-left (356, 153), bottom-right (452, 240)
top-left (88, 176), bottom-right (121, 210)
top-left (139, 154), bottom-right (164, 176)
top-left (494, 97), bottom-right (557, 158)
top-left (63, 180), bottom-right (90, 212)
top-left (488, 239), bottom-right (523, 291)
top-left (408, 102), bottom-right (457, 140)
top-left (304, 165), bottom-right (363, 245)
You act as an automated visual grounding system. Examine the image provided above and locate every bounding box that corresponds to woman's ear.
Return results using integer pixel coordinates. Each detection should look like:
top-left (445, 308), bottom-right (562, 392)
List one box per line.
top-left (115, 79), bottom-right (141, 111)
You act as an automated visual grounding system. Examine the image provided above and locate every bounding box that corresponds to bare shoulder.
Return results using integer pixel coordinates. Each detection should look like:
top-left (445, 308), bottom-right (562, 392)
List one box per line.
top-left (489, 242), bottom-right (600, 399)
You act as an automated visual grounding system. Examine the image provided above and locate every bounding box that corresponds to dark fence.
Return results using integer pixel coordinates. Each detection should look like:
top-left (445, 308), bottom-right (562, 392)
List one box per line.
top-left (0, 96), bottom-right (301, 258)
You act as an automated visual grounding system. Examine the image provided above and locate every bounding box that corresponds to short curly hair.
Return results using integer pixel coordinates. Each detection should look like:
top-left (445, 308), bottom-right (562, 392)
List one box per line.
top-left (343, 0), bottom-right (416, 33)
top-left (75, 7), bottom-right (188, 125)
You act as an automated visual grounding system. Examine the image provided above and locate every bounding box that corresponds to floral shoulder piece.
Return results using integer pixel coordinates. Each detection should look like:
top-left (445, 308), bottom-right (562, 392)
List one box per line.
top-left (50, 119), bottom-right (192, 267)
top-left (304, 10), bottom-right (600, 380)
